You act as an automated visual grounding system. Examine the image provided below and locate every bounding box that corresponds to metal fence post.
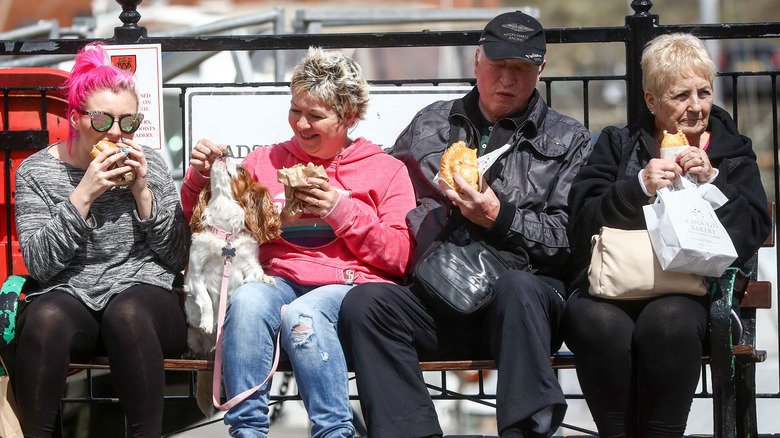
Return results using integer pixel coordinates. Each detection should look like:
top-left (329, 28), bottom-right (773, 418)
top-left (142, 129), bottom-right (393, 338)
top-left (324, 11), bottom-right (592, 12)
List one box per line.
top-left (625, 0), bottom-right (659, 123)
top-left (114, 0), bottom-right (148, 44)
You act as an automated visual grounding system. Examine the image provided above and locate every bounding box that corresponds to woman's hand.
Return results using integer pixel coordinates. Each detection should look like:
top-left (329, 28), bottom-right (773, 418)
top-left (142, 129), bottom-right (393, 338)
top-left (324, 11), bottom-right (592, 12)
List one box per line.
top-left (296, 176), bottom-right (340, 217)
top-left (642, 158), bottom-right (680, 195)
top-left (70, 143), bottom-right (134, 218)
top-left (676, 147), bottom-right (716, 183)
top-left (120, 139), bottom-right (154, 219)
top-left (191, 139), bottom-right (226, 176)
top-left (119, 138), bottom-right (147, 188)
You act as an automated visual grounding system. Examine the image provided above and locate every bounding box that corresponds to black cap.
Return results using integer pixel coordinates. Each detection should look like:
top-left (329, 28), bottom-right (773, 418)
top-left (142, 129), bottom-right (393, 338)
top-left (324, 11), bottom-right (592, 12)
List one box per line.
top-left (478, 11), bottom-right (546, 65)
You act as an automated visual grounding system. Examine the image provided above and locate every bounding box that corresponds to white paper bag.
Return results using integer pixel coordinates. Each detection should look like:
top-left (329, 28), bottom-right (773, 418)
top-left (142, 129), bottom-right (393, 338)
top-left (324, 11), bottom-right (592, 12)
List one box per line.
top-left (659, 145), bottom-right (687, 160)
top-left (642, 180), bottom-right (737, 277)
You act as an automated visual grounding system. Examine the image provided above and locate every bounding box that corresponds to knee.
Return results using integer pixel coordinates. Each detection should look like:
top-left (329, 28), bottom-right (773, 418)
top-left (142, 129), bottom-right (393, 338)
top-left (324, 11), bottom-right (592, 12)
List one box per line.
top-left (564, 312), bottom-right (624, 354)
top-left (339, 283), bottom-right (394, 329)
top-left (492, 270), bottom-right (546, 307)
top-left (18, 298), bottom-right (72, 338)
top-left (281, 302), bottom-right (317, 347)
top-left (340, 284), bottom-right (380, 319)
top-left (227, 285), bottom-right (254, 310)
top-left (21, 299), bottom-right (65, 327)
top-left (103, 300), bottom-right (146, 332)
top-left (564, 297), bottom-right (616, 334)
top-left (226, 283), bottom-right (278, 321)
top-left (636, 296), bottom-right (707, 345)
top-left (563, 293), bottom-right (631, 349)
top-left (635, 315), bottom-right (702, 347)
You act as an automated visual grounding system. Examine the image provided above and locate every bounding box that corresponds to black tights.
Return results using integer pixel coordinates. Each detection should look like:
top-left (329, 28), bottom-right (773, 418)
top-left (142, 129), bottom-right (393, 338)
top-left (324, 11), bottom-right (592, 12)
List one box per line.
top-left (14, 285), bottom-right (187, 438)
top-left (563, 290), bottom-right (708, 438)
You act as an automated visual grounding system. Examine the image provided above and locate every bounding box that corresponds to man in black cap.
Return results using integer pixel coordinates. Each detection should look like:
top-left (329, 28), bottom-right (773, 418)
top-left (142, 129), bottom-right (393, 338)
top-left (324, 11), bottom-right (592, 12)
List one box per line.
top-left (339, 11), bottom-right (594, 437)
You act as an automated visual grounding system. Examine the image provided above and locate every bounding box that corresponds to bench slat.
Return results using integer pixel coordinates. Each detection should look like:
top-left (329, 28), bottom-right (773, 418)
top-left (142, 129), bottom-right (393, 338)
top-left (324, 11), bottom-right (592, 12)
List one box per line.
top-left (742, 280), bottom-right (772, 309)
top-left (69, 342), bottom-right (765, 374)
top-left (732, 345), bottom-right (767, 364)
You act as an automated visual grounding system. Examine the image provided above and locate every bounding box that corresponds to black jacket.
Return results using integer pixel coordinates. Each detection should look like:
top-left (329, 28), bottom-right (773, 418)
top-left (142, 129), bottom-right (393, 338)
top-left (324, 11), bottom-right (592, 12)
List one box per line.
top-left (389, 87), bottom-right (594, 280)
top-left (568, 105), bottom-right (772, 290)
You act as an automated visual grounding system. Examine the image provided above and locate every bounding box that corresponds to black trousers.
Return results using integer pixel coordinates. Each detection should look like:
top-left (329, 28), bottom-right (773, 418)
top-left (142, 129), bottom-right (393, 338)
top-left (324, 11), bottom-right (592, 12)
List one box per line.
top-left (562, 290), bottom-right (708, 438)
top-left (15, 285), bottom-right (187, 438)
top-left (339, 270), bottom-right (567, 438)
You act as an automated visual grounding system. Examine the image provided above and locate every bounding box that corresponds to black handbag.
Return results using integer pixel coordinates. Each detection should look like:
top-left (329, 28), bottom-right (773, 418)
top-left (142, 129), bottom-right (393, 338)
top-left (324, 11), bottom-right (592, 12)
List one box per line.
top-left (413, 213), bottom-right (528, 319)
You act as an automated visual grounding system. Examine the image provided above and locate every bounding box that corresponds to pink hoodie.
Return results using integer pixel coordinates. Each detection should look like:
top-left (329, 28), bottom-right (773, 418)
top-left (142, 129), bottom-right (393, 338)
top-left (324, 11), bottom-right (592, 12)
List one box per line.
top-left (181, 137), bottom-right (416, 285)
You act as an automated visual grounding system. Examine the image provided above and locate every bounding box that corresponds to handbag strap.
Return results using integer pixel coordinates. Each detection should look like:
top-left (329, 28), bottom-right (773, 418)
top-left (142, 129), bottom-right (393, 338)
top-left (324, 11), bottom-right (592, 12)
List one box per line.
top-left (438, 209), bottom-right (470, 241)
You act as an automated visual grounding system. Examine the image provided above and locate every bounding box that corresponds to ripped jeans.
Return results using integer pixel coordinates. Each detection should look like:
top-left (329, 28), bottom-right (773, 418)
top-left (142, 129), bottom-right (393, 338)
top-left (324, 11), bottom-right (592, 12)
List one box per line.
top-left (222, 277), bottom-right (355, 438)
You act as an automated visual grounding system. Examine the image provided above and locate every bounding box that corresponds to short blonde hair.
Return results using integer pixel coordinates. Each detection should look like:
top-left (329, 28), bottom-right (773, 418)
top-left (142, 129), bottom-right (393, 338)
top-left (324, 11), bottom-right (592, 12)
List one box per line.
top-left (641, 33), bottom-right (716, 99)
top-left (290, 47), bottom-right (369, 126)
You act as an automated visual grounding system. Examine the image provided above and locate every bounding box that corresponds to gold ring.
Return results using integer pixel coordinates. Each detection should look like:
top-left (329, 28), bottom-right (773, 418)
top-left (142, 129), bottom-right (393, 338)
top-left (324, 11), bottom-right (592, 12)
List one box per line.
top-left (700, 157), bottom-right (704, 166)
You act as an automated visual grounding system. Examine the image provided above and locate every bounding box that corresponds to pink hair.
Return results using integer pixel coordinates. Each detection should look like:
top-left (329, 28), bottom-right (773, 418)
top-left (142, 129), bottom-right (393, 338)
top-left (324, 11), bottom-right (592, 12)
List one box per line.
top-left (64, 43), bottom-right (139, 153)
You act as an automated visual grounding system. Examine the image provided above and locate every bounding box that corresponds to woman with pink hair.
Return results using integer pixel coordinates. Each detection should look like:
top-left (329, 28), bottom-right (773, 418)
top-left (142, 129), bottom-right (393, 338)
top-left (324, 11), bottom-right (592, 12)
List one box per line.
top-left (13, 43), bottom-right (189, 437)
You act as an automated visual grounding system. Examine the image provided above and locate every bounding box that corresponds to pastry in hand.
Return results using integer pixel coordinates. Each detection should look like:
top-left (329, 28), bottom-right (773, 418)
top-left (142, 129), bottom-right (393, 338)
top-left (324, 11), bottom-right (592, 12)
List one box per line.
top-left (90, 140), bottom-right (135, 183)
top-left (660, 130), bottom-right (689, 148)
top-left (440, 141), bottom-right (479, 193)
top-left (277, 162), bottom-right (329, 218)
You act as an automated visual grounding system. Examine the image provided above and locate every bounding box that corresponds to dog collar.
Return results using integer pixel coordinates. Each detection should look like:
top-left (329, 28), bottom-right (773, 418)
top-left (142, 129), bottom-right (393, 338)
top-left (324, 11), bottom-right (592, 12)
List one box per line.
top-left (210, 226), bottom-right (241, 242)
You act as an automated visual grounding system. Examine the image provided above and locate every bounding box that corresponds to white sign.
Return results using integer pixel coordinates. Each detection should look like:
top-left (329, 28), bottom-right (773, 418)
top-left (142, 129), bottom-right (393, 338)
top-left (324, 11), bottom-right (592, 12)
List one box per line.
top-left (184, 85), bottom-right (471, 162)
top-left (104, 44), bottom-right (165, 150)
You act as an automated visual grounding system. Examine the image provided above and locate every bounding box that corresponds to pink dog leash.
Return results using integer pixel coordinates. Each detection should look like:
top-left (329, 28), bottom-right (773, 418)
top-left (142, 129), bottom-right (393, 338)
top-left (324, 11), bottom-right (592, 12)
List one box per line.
top-left (210, 227), bottom-right (285, 411)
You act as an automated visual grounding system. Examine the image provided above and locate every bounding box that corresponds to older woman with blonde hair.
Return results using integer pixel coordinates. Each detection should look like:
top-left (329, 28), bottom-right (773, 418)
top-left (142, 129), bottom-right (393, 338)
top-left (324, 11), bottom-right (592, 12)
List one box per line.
top-left (181, 47), bottom-right (416, 438)
top-left (563, 33), bottom-right (771, 436)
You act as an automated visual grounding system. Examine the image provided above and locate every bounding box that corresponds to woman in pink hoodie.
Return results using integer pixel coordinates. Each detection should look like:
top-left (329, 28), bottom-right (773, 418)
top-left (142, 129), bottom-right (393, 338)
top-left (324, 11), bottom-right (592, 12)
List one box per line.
top-left (180, 47), bottom-right (415, 438)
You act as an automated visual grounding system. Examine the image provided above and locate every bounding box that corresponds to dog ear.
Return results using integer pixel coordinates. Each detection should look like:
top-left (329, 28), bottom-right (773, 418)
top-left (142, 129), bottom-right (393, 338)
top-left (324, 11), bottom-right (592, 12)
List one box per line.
top-left (235, 170), bottom-right (280, 243)
top-left (256, 185), bottom-right (282, 242)
top-left (189, 180), bottom-right (212, 233)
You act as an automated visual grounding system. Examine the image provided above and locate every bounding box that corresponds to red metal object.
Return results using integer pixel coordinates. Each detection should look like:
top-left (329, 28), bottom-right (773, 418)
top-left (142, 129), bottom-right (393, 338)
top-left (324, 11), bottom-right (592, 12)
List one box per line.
top-left (0, 67), bottom-right (70, 136)
top-left (1, 67), bottom-right (70, 278)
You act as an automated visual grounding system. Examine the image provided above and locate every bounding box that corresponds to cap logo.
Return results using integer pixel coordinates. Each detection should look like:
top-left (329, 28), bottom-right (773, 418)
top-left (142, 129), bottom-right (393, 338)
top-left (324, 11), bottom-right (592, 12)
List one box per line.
top-left (503, 23), bottom-right (535, 33)
top-left (501, 23), bottom-right (535, 43)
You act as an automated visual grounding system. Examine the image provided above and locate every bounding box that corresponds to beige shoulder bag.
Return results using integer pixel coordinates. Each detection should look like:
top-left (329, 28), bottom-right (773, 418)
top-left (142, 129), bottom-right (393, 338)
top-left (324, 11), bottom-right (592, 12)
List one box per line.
top-left (588, 227), bottom-right (707, 299)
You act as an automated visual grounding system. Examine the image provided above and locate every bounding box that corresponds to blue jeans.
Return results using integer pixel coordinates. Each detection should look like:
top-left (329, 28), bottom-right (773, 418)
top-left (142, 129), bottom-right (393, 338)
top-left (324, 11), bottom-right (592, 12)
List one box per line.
top-left (222, 277), bottom-right (355, 438)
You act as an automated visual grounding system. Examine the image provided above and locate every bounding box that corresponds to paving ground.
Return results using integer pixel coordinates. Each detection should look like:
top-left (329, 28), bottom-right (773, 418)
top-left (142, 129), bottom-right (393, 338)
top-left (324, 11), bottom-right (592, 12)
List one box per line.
top-left (168, 418), bottom-right (308, 437)
top-left (165, 412), bottom-right (587, 438)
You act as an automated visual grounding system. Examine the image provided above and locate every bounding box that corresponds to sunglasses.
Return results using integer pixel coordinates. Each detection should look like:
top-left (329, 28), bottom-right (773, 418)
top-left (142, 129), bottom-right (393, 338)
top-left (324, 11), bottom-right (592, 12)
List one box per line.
top-left (76, 109), bottom-right (144, 134)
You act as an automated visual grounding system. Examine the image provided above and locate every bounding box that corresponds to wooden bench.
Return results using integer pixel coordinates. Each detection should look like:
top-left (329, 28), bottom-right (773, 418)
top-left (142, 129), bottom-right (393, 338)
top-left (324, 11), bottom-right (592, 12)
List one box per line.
top-left (67, 202), bottom-right (775, 438)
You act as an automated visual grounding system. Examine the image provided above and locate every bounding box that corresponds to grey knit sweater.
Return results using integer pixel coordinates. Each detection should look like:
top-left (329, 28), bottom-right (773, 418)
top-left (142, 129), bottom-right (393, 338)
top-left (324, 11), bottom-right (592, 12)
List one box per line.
top-left (14, 145), bottom-right (190, 310)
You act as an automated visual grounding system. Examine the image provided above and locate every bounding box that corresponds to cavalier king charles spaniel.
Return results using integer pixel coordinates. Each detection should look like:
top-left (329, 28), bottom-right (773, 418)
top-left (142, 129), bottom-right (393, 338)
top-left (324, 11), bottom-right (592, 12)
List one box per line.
top-left (184, 156), bottom-right (281, 358)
